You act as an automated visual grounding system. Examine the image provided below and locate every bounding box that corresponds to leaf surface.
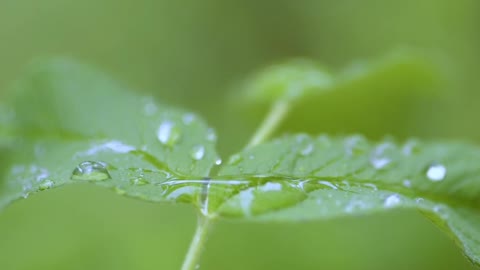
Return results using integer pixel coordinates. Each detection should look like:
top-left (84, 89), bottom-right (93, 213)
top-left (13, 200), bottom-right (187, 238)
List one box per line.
top-left (214, 135), bottom-right (480, 265)
top-left (0, 59), bottom-right (219, 209)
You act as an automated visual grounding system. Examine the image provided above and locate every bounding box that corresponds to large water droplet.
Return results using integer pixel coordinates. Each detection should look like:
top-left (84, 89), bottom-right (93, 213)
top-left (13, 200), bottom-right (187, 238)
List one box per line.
top-left (157, 121), bottom-right (180, 146)
top-left (215, 158), bottom-right (222, 165)
top-left (71, 161), bottom-right (111, 181)
top-left (426, 163), bottom-right (446, 181)
top-left (384, 194), bottom-right (401, 208)
top-left (259, 182), bottom-right (283, 192)
top-left (191, 145), bottom-right (205, 161)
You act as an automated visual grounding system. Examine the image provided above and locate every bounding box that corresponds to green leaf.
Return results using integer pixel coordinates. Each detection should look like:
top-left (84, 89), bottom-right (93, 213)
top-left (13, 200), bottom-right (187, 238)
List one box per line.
top-left (1, 58), bottom-right (478, 267)
top-left (238, 58), bottom-right (334, 103)
top-left (213, 134), bottom-right (480, 265)
top-left (232, 51), bottom-right (440, 138)
top-left (0, 58), bottom-right (219, 209)
top-left (236, 50), bottom-right (438, 106)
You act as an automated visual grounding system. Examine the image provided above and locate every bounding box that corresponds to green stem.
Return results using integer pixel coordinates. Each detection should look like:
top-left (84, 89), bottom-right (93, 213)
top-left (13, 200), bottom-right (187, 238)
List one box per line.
top-left (180, 100), bottom-right (290, 270)
top-left (181, 216), bottom-right (211, 270)
top-left (246, 100), bottom-right (290, 148)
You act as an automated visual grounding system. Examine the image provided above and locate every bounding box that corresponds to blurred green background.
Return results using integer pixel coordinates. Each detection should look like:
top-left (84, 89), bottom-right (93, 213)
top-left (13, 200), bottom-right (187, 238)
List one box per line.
top-left (0, 0), bottom-right (479, 269)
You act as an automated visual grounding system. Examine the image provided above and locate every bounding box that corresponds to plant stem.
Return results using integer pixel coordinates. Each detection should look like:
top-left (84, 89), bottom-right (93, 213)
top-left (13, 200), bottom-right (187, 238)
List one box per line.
top-left (246, 100), bottom-right (290, 148)
top-left (180, 100), bottom-right (290, 270)
top-left (181, 216), bottom-right (211, 270)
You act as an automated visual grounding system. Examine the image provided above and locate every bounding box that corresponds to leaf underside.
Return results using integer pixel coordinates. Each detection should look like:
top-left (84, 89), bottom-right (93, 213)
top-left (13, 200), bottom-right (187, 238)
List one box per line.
top-left (0, 59), bottom-right (479, 266)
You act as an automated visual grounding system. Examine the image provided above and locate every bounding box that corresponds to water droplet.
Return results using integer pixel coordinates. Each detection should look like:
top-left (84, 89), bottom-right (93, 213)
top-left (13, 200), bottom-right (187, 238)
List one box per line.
top-left (248, 155), bottom-right (255, 160)
top-left (318, 180), bottom-right (338, 190)
top-left (415, 197), bottom-right (425, 204)
top-left (71, 161), bottom-right (111, 181)
top-left (191, 145), bottom-right (205, 161)
top-left (259, 182), bottom-right (282, 192)
top-left (157, 121), bottom-right (180, 146)
top-left (300, 143), bottom-right (314, 156)
top-left (426, 163), bottom-right (447, 181)
top-left (182, 113), bottom-right (195, 125)
top-left (344, 136), bottom-right (365, 156)
top-left (22, 183), bottom-right (32, 198)
top-left (384, 194), bottom-right (401, 208)
top-left (370, 143), bottom-right (393, 170)
top-left (77, 140), bottom-right (136, 157)
top-left (39, 180), bottom-right (54, 191)
top-left (206, 128), bottom-right (217, 142)
top-left (215, 158), bottom-right (222, 165)
top-left (402, 140), bottom-right (419, 156)
top-left (433, 204), bottom-right (449, 219)
top-left (363, 183), bottom-right (378, 191)
top-left (403, 179), bottom-right (412, 188)
top-left (130, 177), bottom-right (149, 186)
top-left (345, 200), bottom-right (366, 213)
top-left (239, 188), bottom-right (255, 217)
top-left (35, 167), bottom-right (50, 182)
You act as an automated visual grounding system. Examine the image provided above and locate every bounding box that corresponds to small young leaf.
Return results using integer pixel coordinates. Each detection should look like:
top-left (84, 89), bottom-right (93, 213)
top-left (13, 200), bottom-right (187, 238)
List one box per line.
top-left (238, 50), bottom-right (438, 104)
top-left (0, 59), bottom-right (219, 209)
top-left (239, 59), bottom-right (333, 103)
top-left (214, 135), bottom-right (480, 265)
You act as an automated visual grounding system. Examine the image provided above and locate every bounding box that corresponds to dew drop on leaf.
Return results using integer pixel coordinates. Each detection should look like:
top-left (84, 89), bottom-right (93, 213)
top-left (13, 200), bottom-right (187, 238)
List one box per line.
top-left (71, 161), bottom-right (111, 181)
top-left (402, 140), bottom-right (420, 156)
top-left (239, 188), bottom-right (255, 217)
top-left (259, 182), bottom-right (283, 192)
top-left (318, 180), bottom-right (338, 190)
top-left (191, 145), bottom-right (205, 161)
top-left (130, 177), bottom-right (149, 186)
top-left (363, 183), bottom-right (377, 191)
top-left (157, 121), bottom-right (180, 146)
top-left (426, 163), bottom-right (447, 182)
top-left (384, 194), bottom-right (401, 208)
top-left (215, 158), bottom-right (222, 165)
top-left (403, 179), bottom-right (412, 188)
top-left (38, 179), bottom-right (54, 191)
top-left (370, 143), bottom-right (392, 170)
top-left (344, 136), bottom-right (365, 156)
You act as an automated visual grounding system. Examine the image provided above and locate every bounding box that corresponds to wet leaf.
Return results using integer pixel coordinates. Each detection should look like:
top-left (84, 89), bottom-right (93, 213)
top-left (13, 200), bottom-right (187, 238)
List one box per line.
top-left (1, 58), bottom-right (479, 267)
top-left (0, 59), bottom-right (218, 209)
top-left (216, 135), bottom-right (480, 265)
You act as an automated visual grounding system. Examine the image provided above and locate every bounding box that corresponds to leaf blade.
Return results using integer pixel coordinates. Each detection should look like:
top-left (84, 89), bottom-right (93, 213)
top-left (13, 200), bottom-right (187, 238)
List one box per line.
top-left (0, 58), bottom-right (219, 209)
